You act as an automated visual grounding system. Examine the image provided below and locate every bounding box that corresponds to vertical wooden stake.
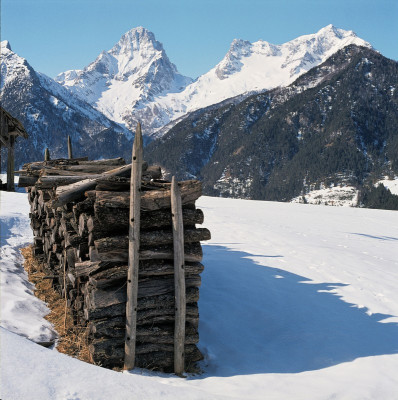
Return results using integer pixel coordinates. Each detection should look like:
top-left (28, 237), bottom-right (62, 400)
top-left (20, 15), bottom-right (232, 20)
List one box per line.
top-left (171, 176), bottom-right (186, 375)
top-left (67, 135), bottom-right (73, 159)
top-left (44, 148), bottom-right (50, 161)
top-left (7, 135), bottom-right (15, 192)
top-left (124, 123), bottom-right (143, 370)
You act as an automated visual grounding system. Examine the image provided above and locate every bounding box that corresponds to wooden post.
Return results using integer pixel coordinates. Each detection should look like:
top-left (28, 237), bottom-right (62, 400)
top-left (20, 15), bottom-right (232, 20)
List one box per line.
top-left (67, 135), bottom-right (73, 159)
top-left (124, 123), bottom-right (143, 370)
top-left (1, 114), bottom-right (7, 189)
top-left (44, 148), bottom-right (50, 161)
top-left (171, 176), bottom-right (186, 375)
top-left (7, 135), bottom-right (15, 192)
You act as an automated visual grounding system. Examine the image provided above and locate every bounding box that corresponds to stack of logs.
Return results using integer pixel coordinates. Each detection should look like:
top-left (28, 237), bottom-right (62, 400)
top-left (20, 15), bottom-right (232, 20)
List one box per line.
top-left (19, 157), bottom-right (210, 371)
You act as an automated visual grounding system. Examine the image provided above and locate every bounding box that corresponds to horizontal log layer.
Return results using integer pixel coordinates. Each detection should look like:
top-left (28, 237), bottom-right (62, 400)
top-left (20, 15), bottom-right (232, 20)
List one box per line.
top-left (84, 304), bottom-right (199, 325)
top-left (35, 175), bottom-right (102, 189)
top-left (33, 166), bottom-right (162, 190)
top-left (85, 275), bottom-right (201, 304)
top-left (89, 344), bottom-right (203, 370)
top-left (18, 174), bottom-right (39, 187)
top-left (95, 167), bottom-right (162, 191)
top-left (91, 338), bottom-right (199, 356)
top-left (89, 318), bottom-right (198, 340)
top-left (21, 157), bottom-right (89, 170)
top-left (51, 164), bottom-right (136, 207)
top-left (94, 242), bottom-right (203, 263)
top-left (95, 180), bottom-right (201, 211)
top-left (84, 286), bottom-right (199, 312)
top-left (91, 206), bottom-right (204, 235)
top-left (93, 228), bottom-right (210, 252)
top-left (89, 261), bottom-right (204, 282)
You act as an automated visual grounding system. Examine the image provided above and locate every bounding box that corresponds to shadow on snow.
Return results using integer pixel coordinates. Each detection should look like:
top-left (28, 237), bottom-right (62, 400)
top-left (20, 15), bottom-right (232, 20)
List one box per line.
top-left (350, 232), bottom-right (398, 241)
top-left (196, 245), bottom-right (398, 377)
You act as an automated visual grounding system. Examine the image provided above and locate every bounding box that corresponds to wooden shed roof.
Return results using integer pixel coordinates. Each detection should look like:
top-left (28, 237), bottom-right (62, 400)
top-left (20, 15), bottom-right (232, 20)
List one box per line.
top-left (0, 107), bottom-right (28, 145)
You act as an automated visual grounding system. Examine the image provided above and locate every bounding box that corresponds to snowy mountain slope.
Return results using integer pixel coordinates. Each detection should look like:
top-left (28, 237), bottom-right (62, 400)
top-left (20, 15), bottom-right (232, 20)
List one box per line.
top-left (146, 45), bottom-right (398, 204)
top-left (0, 41), bottom-right (131, 167)
top-left (56, 25), bottom-right (372, 139)
top-left (1, 192), bottom-right (398, 399)
top-left (154, 24), bottom-right (372, 134)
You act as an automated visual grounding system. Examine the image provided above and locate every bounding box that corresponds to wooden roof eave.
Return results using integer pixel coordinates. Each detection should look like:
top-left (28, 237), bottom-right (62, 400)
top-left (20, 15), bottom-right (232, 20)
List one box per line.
top-left (0, 107), bottom-right (28, 139)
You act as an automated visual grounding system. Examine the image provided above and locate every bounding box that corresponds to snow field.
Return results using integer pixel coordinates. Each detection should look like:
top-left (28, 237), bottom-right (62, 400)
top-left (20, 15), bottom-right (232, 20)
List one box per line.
top-left (1, 192), bottom-right (397, 399)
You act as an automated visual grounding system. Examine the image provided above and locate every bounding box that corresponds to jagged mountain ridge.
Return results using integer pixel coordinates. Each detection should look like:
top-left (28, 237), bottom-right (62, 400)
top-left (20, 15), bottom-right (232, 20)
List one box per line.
top-left (0, 41), bottom-right (131, 168)
top-left (145, 45), bottom-right (398, 202)
top-left (55, 27), bottom-right (192, 135)
top-left (56, 25), bottom-right (372, 139)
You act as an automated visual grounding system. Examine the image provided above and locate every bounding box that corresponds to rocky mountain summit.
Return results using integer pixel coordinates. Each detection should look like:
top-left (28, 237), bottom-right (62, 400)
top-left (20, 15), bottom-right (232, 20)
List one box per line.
top-left (55, 25), bottom-right (371, 139)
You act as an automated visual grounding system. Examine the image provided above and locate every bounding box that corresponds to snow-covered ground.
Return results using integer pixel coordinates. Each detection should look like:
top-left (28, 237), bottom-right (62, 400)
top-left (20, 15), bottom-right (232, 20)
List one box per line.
top-left (1, 192), bottom-right (398, 399)
top-left (0, 191), bottom-right (57, 344)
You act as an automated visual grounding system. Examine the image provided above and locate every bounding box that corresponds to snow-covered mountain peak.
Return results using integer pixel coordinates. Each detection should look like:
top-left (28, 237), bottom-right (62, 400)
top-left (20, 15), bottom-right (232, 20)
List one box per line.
top-left (1, 41), bottom-right (34, 90)
top-left (111, 26), bottom-right (163, 56)
top-left (55, 27), bottom-right (192, 126)
top-left (216, 39), bottom-right (253, 79)
top-left (1, 40), bottom-right (12, 51)
top-left (215, 25), bottom-right (371, 83)
top-left (317, 24), bottom-right (350, 38)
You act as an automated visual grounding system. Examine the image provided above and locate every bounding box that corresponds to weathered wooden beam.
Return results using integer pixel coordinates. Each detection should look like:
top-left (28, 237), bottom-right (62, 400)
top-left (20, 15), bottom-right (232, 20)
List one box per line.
top-left (0, 135), bottom-right (9, 146)
top-left (51, 164), bottom-right (133, 207)
top-left (67, 135), bottom-right (73, 159)
top-left (35, 175), bottom-right (102, 189)
top-left (171, 176), bottom-right (186, 375)
top-left (124, 123), bottom-right (143, 370)
top-left (78, 157), bottom-right (125, 166)
top-left (18, 174), bottom-right (39, 187)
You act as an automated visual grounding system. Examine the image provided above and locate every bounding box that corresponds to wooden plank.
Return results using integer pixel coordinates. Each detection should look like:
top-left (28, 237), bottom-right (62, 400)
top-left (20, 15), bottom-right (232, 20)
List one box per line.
top-left (124, 123), bottom-right (143, 370)
top-left (171, 176), bottom-right (186, 375)
top-left (67, 135), bottom-right (73, 159)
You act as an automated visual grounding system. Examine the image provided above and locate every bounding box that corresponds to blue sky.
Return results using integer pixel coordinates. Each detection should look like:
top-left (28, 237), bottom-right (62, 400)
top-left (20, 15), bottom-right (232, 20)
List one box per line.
top-left (1, 0), bottom-right (397, 79)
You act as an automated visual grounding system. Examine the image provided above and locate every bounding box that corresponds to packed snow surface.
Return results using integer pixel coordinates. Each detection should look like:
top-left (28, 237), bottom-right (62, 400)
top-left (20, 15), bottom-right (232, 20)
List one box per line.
top-left (1, 193), bottom-right (398, 399)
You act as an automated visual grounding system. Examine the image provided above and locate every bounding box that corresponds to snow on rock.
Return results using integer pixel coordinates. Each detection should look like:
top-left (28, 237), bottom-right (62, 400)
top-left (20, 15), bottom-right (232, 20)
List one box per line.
top-left (291, 185), bottom-right (359, 206)
top-left (376, 176), bottom-right (398, 195)
top-left (1, 193), bottom-right (398, 399)
top-left (55, 25), bottom-right (372, 139)
top-left (0, 191), bottom-right (57, 344)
